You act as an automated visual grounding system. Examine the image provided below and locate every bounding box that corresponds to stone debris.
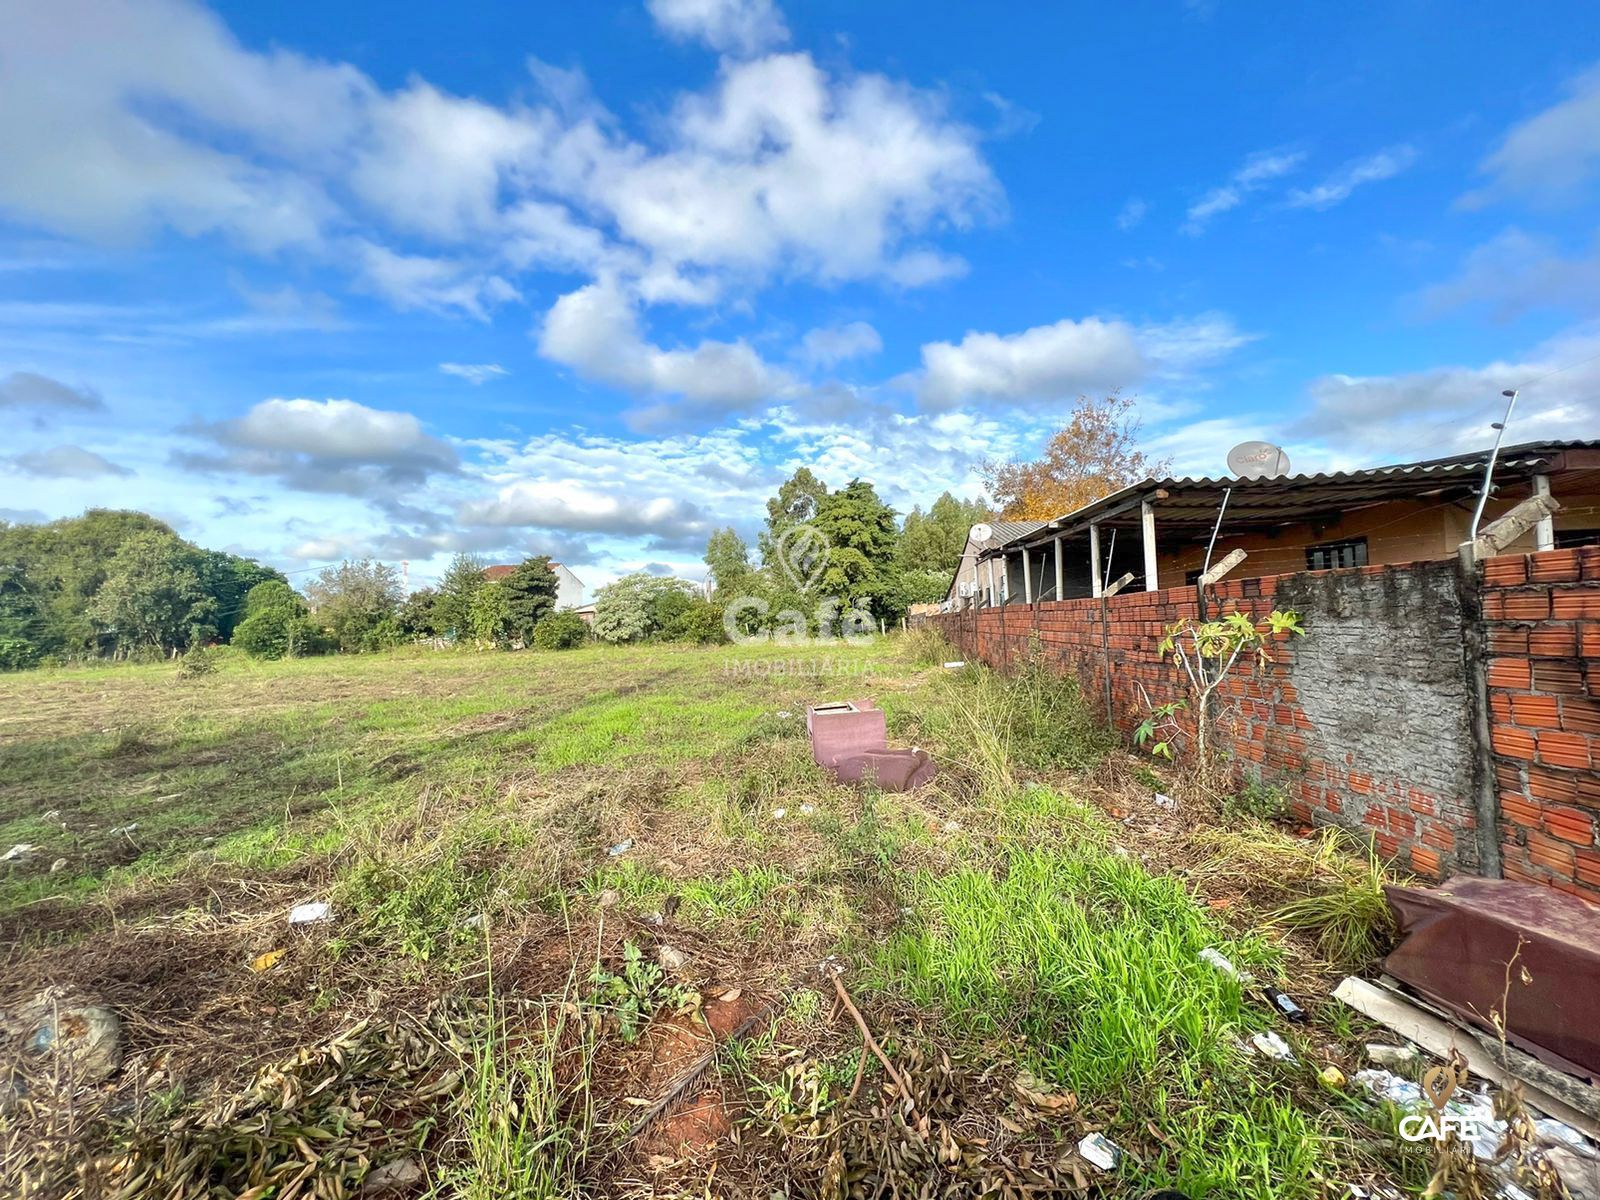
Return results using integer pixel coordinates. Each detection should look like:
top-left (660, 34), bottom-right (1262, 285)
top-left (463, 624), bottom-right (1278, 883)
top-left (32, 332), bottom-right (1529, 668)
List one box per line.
top-left (362, 1156), bottom-right (424, 1194)
top-left (657, 945), bottom-right (689, 973)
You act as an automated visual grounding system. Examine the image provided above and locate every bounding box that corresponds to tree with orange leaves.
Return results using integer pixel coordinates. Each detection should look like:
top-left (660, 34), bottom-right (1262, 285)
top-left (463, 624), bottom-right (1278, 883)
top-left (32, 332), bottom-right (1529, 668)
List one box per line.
top-left (980, 393), bottom-right (1170, 520)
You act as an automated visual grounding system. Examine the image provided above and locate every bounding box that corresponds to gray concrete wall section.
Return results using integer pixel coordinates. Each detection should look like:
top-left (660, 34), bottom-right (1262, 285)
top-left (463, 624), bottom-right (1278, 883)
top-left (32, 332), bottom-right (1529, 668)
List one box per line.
top-left (1277, 561), bottom-right (1480, 870)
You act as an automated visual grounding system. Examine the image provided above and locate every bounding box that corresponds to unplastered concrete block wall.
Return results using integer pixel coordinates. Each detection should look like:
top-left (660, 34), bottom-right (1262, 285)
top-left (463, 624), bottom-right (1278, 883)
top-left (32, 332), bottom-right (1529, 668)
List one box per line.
top-left (1480, 546), bottom-right (1600, 899)
top-left (928, 558), bottom-right (1481, 879)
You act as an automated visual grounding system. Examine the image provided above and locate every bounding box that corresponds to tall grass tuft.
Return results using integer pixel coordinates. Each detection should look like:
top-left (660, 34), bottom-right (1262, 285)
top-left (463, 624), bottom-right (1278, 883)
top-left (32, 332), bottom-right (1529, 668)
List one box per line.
top-left (1192, 824), bottom-right (1396, 968)
top-left (452, 954), bottom-right (596, 1199)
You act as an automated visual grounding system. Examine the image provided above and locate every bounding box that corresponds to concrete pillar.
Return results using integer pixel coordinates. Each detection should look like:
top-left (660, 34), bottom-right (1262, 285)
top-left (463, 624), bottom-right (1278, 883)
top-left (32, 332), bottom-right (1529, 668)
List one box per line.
top-left (986, 558), bottom-right (996, 607)
top-left (1053, 536), bottom-right (1064, 601)
top-left (1141, 500), bottom-right (1158, 591)
top-left (1534, 474), bottom-right (1555, 552)
top-left (1089, 523), bottom-right (1103, 597)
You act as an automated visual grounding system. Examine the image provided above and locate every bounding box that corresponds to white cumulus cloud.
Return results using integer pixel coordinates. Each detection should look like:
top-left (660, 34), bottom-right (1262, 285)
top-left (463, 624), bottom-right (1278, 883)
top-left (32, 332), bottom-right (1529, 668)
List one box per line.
top-left (647, 0), bottom-right (790, 55)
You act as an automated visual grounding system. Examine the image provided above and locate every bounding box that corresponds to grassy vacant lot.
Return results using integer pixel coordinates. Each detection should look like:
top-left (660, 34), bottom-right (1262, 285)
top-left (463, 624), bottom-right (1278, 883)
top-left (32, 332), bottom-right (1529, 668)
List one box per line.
top-left (1, 635), bottom-right (1426, 1199)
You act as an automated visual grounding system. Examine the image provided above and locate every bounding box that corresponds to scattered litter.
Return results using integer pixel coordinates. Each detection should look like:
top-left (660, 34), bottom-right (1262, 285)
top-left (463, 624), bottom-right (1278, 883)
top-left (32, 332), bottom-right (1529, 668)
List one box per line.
top-left (1354, 1067), bottom-right (1509, 1161)
top-left (289, 902), bottom-right (332, 925)
top-left (42, 810), bottom-right (60, 821)
top-left (776, 710), bottom-right (793, 719)
top-left (2, 843), bottom-right (36, 863)
top-left (1153, 792), bottom-right (1176, 809)
top-left (657, 945), bottom-right (689, 973)
top-left (942, 819), bottom-right (961, 833)
top-left (771, 807), bottom-right (787, 819)
top-left (899, 906), bottom-right (914, 916)
top-left (461, 913), bottom-right (485, 929)
top-left (1263, 985), bottom-right (1308, 1023)
top-left (1319, 1065), bottom-right (1347, 1088)
top-left (1365, 1043), bottom-right (1420, 1072)
top-left (1345, 1186), bottom-right (1406, 1200)
top-left (251, 948), bottom-right (287, 972)
top-left (21, 996), bottom-right (122, 1082)
top-left (1199, 947), bottom-right (1247, 981)
top-left (607, 838), bottom-right (634, 857)
top-left (49, 858), bottom-right (67, 874)
top-left (798, 803), bottom-right (815, 816)
top-left (1250, 1031), bottom-right (1296, 1062)
top-left (598, 888), bottom-right (621, 909)
top-left (362, 1156), bottom-right (424, 1195)
top-left (1077, 1132), bottom-right (1123, 1171)
top-left (109, 822), bottom-right (139, 837)
top-left (718, 987), bottom-right (742, 1002)
top-left (942, 660), bottom-right (967, 670)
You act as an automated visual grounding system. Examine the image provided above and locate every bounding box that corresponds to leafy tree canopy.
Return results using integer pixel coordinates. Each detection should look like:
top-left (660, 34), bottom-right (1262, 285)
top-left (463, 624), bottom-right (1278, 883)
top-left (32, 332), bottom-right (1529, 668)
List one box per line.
top-left (981, 394), bottom-right (1169, 521)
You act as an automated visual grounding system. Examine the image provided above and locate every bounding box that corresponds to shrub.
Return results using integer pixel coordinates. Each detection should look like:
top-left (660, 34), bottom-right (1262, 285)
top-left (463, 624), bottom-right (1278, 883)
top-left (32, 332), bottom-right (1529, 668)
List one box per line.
top-left (531, 610), bottom-right (589, 650)
top-left (666, 597), bottom-right (727, 644)
top-left (175, 645), bottom-right (217, 679)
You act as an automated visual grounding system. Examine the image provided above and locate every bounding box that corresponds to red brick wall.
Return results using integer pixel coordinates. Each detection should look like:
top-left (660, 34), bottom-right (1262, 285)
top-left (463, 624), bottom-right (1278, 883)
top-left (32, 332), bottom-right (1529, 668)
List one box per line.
top-left (1481, 546), bottom-right (1600, 899)
top-left (927, 559), bottom-right (1481, 881)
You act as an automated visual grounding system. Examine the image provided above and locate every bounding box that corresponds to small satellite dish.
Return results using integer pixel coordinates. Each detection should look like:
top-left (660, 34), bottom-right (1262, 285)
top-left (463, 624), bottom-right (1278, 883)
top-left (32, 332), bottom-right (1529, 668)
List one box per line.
top-left (1226, 441), bottom-right (1290, 479)
top-left (971, 522), bottom-right (994, 544)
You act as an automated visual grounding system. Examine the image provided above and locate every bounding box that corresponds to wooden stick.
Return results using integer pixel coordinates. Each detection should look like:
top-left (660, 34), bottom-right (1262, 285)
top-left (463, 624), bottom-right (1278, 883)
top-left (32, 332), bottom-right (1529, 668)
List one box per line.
top-left (830, 974), bottom-right (914, 1110)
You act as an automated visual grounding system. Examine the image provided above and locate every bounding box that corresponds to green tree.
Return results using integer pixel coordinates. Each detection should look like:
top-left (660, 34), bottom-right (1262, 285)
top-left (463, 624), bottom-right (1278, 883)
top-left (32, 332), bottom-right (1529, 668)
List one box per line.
top-left (501, 556), bottom-right (560, 644)
top-left (469, 579), bottom-right (513, 647)
top-left (812, 479), bottom-right (898, 620)
top-left (87, 530), bottom-right (215, 655)
top-left (194, 550), bottom-right (285, 642)
top-left (703, 527), bottom-right (753, 595)
top-left (306, 559), bottom-right (403, 653)
top-left (436, 553), bottom-right (487, 637)
top-left (396, 587), bottom-right (442, 637)
top-left (232, 581), bottom-right (324, 659)
top-left (897, 492), bottom-right (991, 575)
top-left (759, 467), bottom-right (829, 572)
top-left (592, 574), bottom-right (698, 643)
top-left (531, 609), bottom-right (589, 650)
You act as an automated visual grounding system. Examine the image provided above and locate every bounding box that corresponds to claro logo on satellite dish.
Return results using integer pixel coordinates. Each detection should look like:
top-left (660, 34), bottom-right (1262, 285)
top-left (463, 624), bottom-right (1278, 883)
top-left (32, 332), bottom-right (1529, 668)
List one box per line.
top-left (1397, 1065), bottom-right (1488, 1143)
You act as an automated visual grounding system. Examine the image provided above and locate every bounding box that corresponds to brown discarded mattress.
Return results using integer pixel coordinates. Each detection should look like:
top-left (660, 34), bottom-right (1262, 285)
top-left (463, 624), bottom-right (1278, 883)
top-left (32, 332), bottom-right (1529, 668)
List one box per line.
top-left (1383, 879), bottom-right (1600, 1082)
top-left (805, 701), bottom-right (936, 792)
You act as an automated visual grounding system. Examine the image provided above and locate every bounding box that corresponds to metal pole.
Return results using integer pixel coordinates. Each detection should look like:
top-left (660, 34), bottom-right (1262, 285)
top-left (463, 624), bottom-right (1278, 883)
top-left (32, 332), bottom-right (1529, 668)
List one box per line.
top-left (1199, 486), bottom-right (1232, 622)
top-left (1467, 390), bottom-right (1519, 543)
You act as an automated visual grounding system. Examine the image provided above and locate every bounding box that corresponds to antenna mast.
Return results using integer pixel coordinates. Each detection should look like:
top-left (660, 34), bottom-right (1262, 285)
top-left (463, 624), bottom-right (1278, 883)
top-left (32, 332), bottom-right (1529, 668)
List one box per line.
top-left (1467, 390), bottom-right (1519, 544)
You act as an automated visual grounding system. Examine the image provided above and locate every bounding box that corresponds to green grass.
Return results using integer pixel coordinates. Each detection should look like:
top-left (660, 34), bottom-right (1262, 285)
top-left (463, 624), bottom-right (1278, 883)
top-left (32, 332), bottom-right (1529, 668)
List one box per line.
top-left (872, 798), bottom-right (1328, 1199)
top-left (1, 632), bottom-right (1405, 1196)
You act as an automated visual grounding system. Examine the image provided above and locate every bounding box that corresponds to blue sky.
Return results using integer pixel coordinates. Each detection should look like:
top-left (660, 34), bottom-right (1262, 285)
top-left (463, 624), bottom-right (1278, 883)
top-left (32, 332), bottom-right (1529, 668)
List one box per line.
top-left (2, 0), bottom-right (1598, 591)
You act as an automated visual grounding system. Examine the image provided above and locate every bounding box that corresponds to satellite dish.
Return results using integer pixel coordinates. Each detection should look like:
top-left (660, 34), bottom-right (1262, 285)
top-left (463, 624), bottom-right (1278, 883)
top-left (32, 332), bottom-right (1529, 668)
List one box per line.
top-left (971, 522), bottom-right (994, 544)
top-left (1226, 441), bottom-right (1290, 479)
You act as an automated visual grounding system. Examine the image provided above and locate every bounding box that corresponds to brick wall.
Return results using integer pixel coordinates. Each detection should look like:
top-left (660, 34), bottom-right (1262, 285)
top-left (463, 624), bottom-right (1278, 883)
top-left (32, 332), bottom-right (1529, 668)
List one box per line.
top-left (928, 559), bottom-right (1483, 880)
top-left (1480, 546), bottom-right (1600, 899)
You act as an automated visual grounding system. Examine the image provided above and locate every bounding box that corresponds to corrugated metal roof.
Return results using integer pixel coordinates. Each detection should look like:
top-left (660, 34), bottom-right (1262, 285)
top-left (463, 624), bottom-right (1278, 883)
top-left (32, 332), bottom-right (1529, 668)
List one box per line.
top-left (987, 440), bottom-right (1600, 553)
top-left (987, 519), bottom-right (1049, 545)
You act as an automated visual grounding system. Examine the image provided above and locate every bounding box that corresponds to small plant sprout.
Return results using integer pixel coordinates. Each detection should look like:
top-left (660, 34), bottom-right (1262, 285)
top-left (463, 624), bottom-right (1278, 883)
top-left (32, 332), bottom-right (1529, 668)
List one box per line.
top-left (1140, 609), bottom-right (1304, 776)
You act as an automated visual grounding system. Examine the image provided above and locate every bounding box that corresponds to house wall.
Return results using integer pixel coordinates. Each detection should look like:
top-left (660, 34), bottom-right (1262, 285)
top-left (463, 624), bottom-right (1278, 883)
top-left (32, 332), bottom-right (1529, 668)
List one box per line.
top-left (977, 483), bottom-right (1600, 601)
top-left (554, 564), bottom-right (584, 609)
top-left (1479, 546), bottom-right (1600, 899)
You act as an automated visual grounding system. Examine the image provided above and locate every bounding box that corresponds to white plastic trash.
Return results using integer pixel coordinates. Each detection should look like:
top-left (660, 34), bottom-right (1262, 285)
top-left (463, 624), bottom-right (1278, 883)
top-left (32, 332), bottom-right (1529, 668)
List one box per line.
top-left (288, 902), bottom-right (331, 925)
top-left (1077, 1133), bottom-right (1123, 1171)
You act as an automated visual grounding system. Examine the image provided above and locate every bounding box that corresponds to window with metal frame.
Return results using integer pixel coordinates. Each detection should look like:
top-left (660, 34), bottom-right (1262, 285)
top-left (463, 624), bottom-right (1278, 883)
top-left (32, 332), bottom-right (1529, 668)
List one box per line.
top-left (1305, 537), bottom-right (1369, 571)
